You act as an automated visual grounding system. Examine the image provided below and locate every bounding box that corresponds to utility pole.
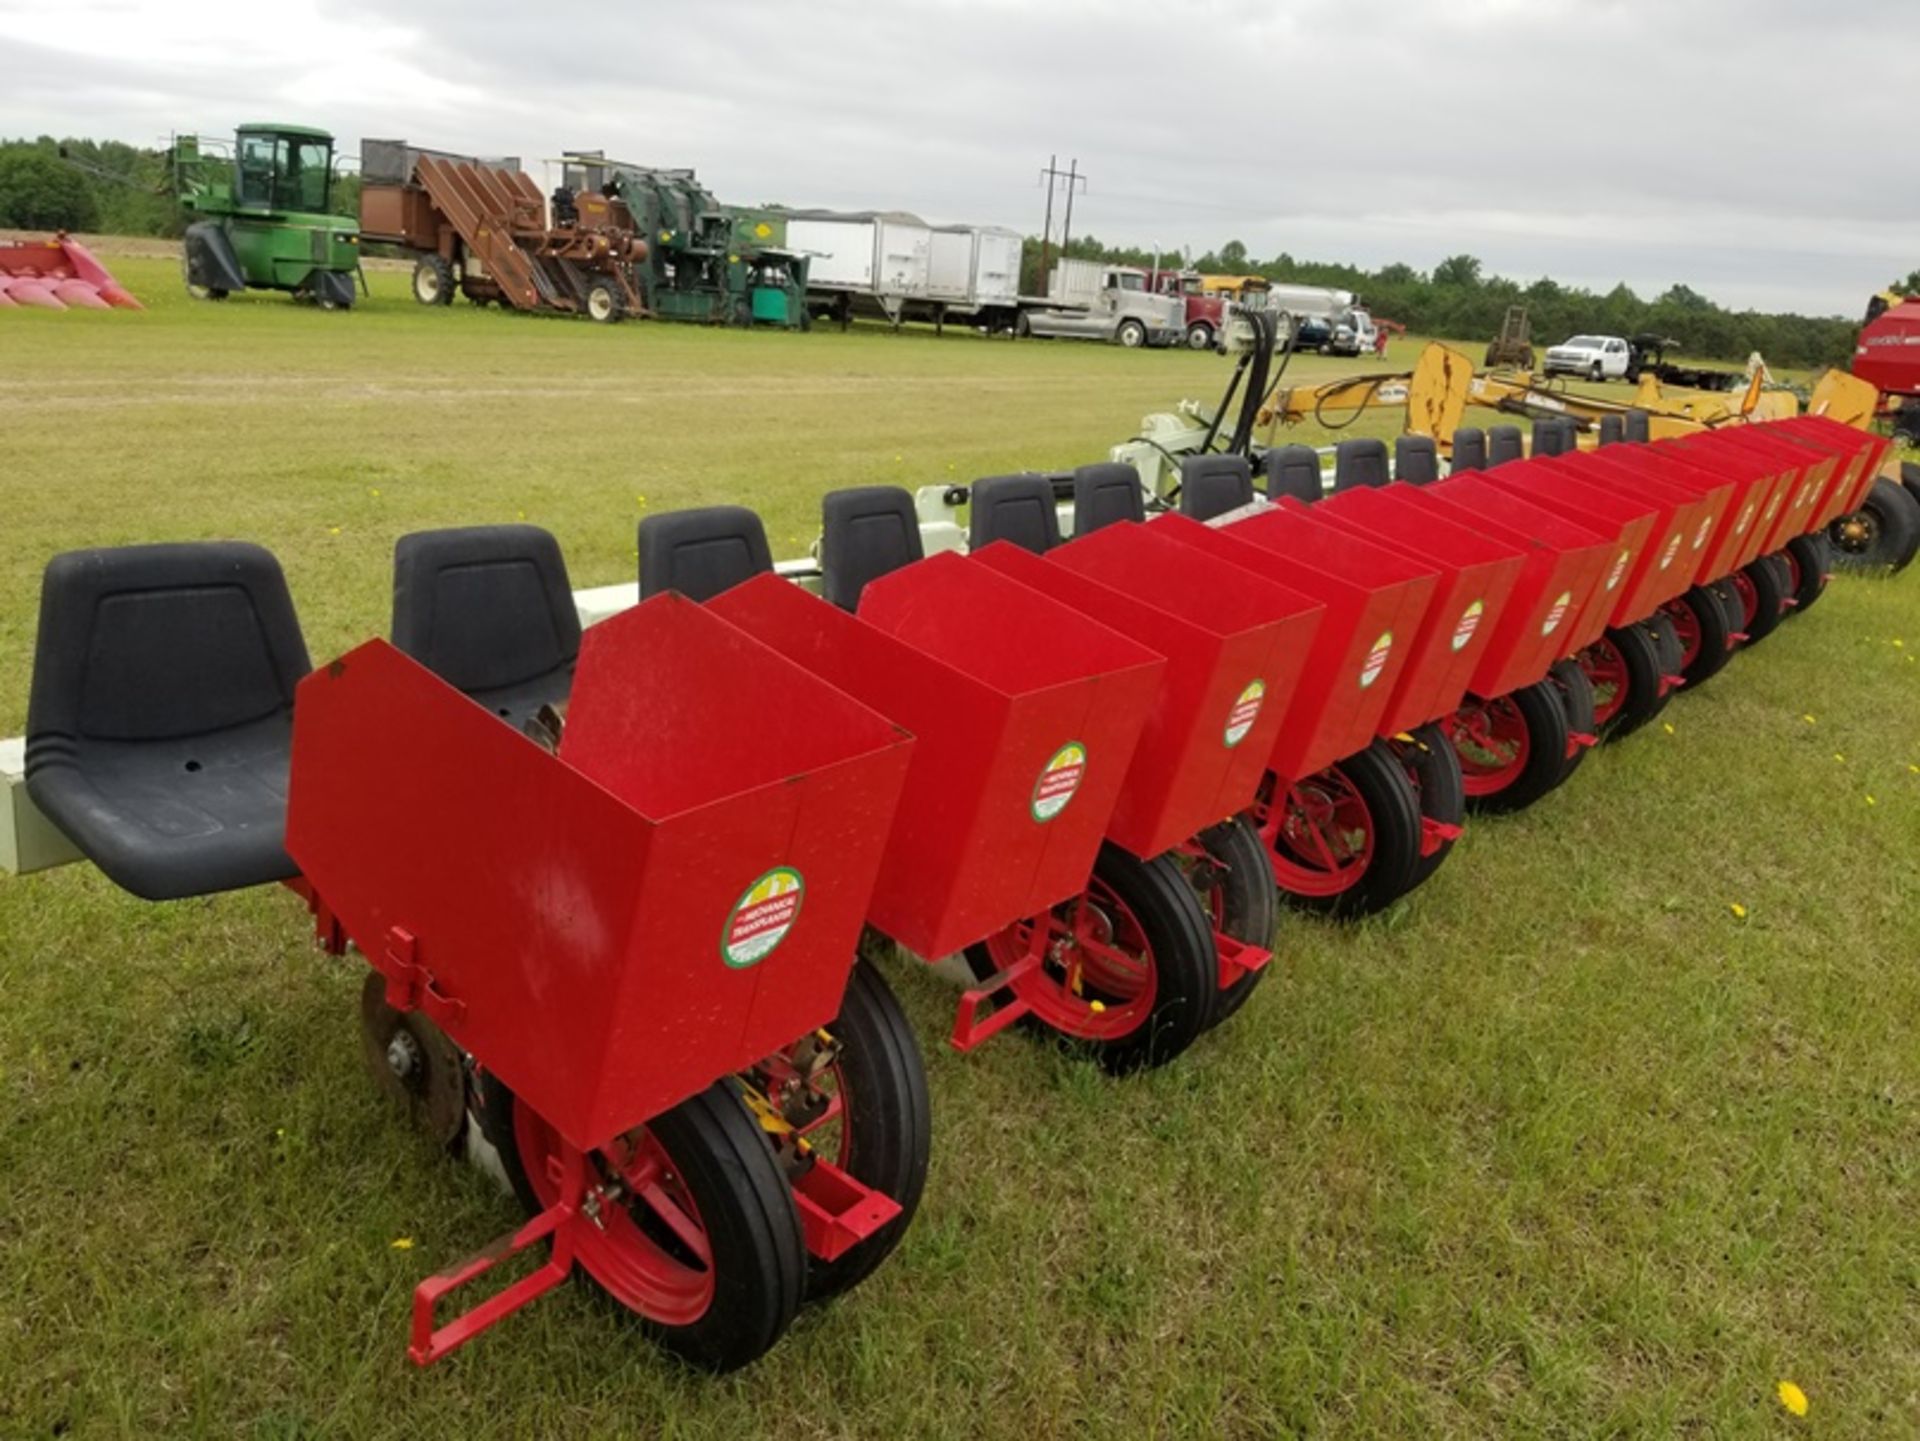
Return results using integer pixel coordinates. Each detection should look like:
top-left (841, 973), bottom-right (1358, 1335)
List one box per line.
top-left (1038, 153), bottom-right (1057, 293)
top-left (1060, 158), bottom-right (1085, 252)
top-left (1036, 155), bottom-right (1088, 293)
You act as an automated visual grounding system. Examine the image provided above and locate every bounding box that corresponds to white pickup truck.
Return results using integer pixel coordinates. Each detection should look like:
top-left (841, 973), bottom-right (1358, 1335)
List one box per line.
top-left (1543, 334), bottom-right (1633, 382)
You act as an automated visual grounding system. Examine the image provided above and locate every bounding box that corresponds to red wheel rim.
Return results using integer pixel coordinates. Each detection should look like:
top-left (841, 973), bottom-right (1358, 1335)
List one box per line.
top-left (513, 1101), bottom-right (717, 1325)
top-left (979, 874), bottom-right (1157, 1041)
top-left (1449, 697), bottom-right (1529, 795)
top-left (1729, 569), bottom-right (1758, 626)
top-left (1254, 767), bottom-right (1375, 897)
top-left (1661, 599), bottom-right (1701, 668)
top-left (1580, 640), bottom-right (1628, 727)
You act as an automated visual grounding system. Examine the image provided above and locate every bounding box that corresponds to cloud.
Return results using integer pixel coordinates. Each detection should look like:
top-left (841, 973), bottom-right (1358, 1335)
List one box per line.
top-left (1, 0), bottom-right (1909, 315)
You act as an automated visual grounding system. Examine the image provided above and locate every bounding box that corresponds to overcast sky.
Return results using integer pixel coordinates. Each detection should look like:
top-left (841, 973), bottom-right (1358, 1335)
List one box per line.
top-left (2, 0), bottom-right (1907, 317)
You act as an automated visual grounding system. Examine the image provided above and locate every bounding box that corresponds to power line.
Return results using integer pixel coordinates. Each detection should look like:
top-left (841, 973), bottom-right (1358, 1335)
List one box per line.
top-left (1035, 154), bottom-right (1088, 285)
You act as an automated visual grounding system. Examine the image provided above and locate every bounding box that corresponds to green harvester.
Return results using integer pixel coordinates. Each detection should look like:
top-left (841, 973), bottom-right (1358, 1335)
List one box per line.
top-left (171, 124), bottom-right (360, 308)
top-left (562, 155), bottom-right (808, 328)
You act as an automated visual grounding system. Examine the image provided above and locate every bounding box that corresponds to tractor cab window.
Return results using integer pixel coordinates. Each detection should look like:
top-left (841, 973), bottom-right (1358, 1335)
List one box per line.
top-left (237, 134), bottom-right (278, 208)
top-left (283, 140), bottom-right (331, 213)
top-left (1113, 272), bottom-right (1144, 292)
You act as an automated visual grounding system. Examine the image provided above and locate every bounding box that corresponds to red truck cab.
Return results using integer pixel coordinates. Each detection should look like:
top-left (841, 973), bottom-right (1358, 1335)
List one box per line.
top-left (1147, 270), bottom-right (1228, 351)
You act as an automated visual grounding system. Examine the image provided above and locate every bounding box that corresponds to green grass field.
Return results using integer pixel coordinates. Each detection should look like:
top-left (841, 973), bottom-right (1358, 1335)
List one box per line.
top-left (3, 257), bottom-right (1918, 1438)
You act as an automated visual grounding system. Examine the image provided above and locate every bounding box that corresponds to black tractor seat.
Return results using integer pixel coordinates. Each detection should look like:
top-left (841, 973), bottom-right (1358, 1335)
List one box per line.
top-left (969, 473), bottom-right (1062, 554)
top-left (820, 485), bottom-right (923, 611)
top-left (638, 505), bottom-right (774, 601)
top-left (1072, 462), bottom-right (1146, 536)
top-left (25, 542), bottom-right (311, 900)
top-left (1179, 454), bottom-right (1256, 521)
top-left (390, 525), bottom-right (580, 730)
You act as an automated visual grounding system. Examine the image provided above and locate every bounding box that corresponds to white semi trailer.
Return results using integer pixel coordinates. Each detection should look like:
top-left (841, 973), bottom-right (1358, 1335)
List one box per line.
top-left (781, 209), bottom-right (934, 325)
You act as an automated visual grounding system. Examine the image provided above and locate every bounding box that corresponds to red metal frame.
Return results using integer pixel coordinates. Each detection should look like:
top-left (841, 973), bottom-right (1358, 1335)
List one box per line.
top-left (1583, 447), bottom-right (1739, 592)
top-left (1427, 472), bottom-right (1616, 666)
top-left (1391, 485), bottom-right (1596, 695)
top-left (1540, 450), bottom-right (1714, 612)
top-left (973, 524), bottom-right (1320, 858)
top-left (1772, 415), bottom-right (1891, 525)
top-left (1211, 506), bottom-right (1437, 778)
top-left (284, 596), bottom-right (918, 1362)
top-left (710, 561), bottom-right (1164, 971)
top-left (1477, 460), bottom-right (1661, 636)
top-left (1655, 438), bottom-right (1793, 579)
top-left (1700, 429), bottom-right (1836, 553)
top-left (1314, 485), bottom-right (1529, 728)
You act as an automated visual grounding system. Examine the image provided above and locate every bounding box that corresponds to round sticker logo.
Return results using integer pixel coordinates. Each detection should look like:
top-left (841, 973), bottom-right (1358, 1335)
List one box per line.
top-left (1223, 680), bottom-right (1266, 748)
top-left (1693, 517), bottom-right (1712, 550)
top-left (1031, 742), bottom-right (1087, 822)
top-left (1736, 501), bottom-right (1755, 534)
top-left (1606, 548), bottom-right (1630, 591)
top-left (1660, 535), bottom-right (1681, 570)
top-left (1452, 599), bottom-right (1484, 652)
top-left (1358, 631), bottom-right (1394, 689)
top-left (722, 867), bottom-right (804, 969)
top-left (1541, 589), bottom-right (1572, 636)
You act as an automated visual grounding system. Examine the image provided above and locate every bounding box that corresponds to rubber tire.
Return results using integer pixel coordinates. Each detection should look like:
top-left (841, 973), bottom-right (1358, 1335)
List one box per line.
top-left (1644, 610), bottom-right (1685, 718)
top-left (801, 958), bottom-right (930, 1303)
top-left (585, 279), bottom-right (624, 324)
top-left (1901, 460), bottom-right (1920, 513)
top-left (1269, 740), bottom-right (1423, 920)
top-left (1185, 322), bottom-right (1214, 351)
top-left (1589, 621), bottom-right (1665, 740)
top-left (1782, 533), bottom-right (1831, 618)
top-left (1191, 814), bottom-right (1278, 1026)
top-left (1547, 658), bottom-right (1596, 787)
top-left (1015, 312), bottom-right (1033, 338)
top-left (1736, 554), bottom-right (1790, 645)
top-left (1391, 722), bottom-right (1465, 891)
top-left (1590, 362), bottom-right (1604, 383)
top-left (412, 255), bottom-right (454, 306)
top-left (1455, 680), bottom-right (1571, 816)
top-left (477, 1074), bottom-right (805, 1374)
top-left (1828, 477), bottom-right (1920, 574)
top-left (1667, 582), bottom-right (1737, 689)
top-left (1117, 319), bottom-right (1148, 349)
top-left (961, 842), bottom-right (1217, 1074)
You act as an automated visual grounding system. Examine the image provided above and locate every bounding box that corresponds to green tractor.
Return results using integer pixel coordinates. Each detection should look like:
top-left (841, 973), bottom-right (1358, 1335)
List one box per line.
top-left (170, 124), bottom-right (360, 308)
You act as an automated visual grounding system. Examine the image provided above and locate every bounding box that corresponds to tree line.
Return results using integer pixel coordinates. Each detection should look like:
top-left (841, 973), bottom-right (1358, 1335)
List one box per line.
top-left (0, 134), bottom-right (364, 238)
top-left (1022, 235), bottom-right (1867, 370)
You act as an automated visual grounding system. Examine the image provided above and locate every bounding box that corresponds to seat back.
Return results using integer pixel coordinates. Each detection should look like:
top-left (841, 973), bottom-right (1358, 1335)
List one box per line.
top-left (821, 485), bottom-right (924, 611)
top-left (1451, 427), bottom-right (1488, 473)
top-left (1531, 417), bottom-right (1571, 458)
top-left (1487, 424), bottom-right (1524, 466)
top-left (1332, 436), bottom-right (1389, 492)
top-left (391, 524), bottom-right (579, 722)
top-left (1179, 454), bottom-right (1254, 521)
top-left (638, 505), bottom-right (773, 601)
top-left (1072, 462), bottom-right (1145, 535)
top-left (26, 541), bottom-right (311, 898)
top-left (969, 473), bottom-right (1061, 553)
top-left (1597, 414), bottom-right (1625, 447)
top-left (1261, 444), bottom-right (1323, 504)
top-left (1625, 409), bottom-right (1651, 443)
top-left (1394, 434), bottom-right (1440, 486)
